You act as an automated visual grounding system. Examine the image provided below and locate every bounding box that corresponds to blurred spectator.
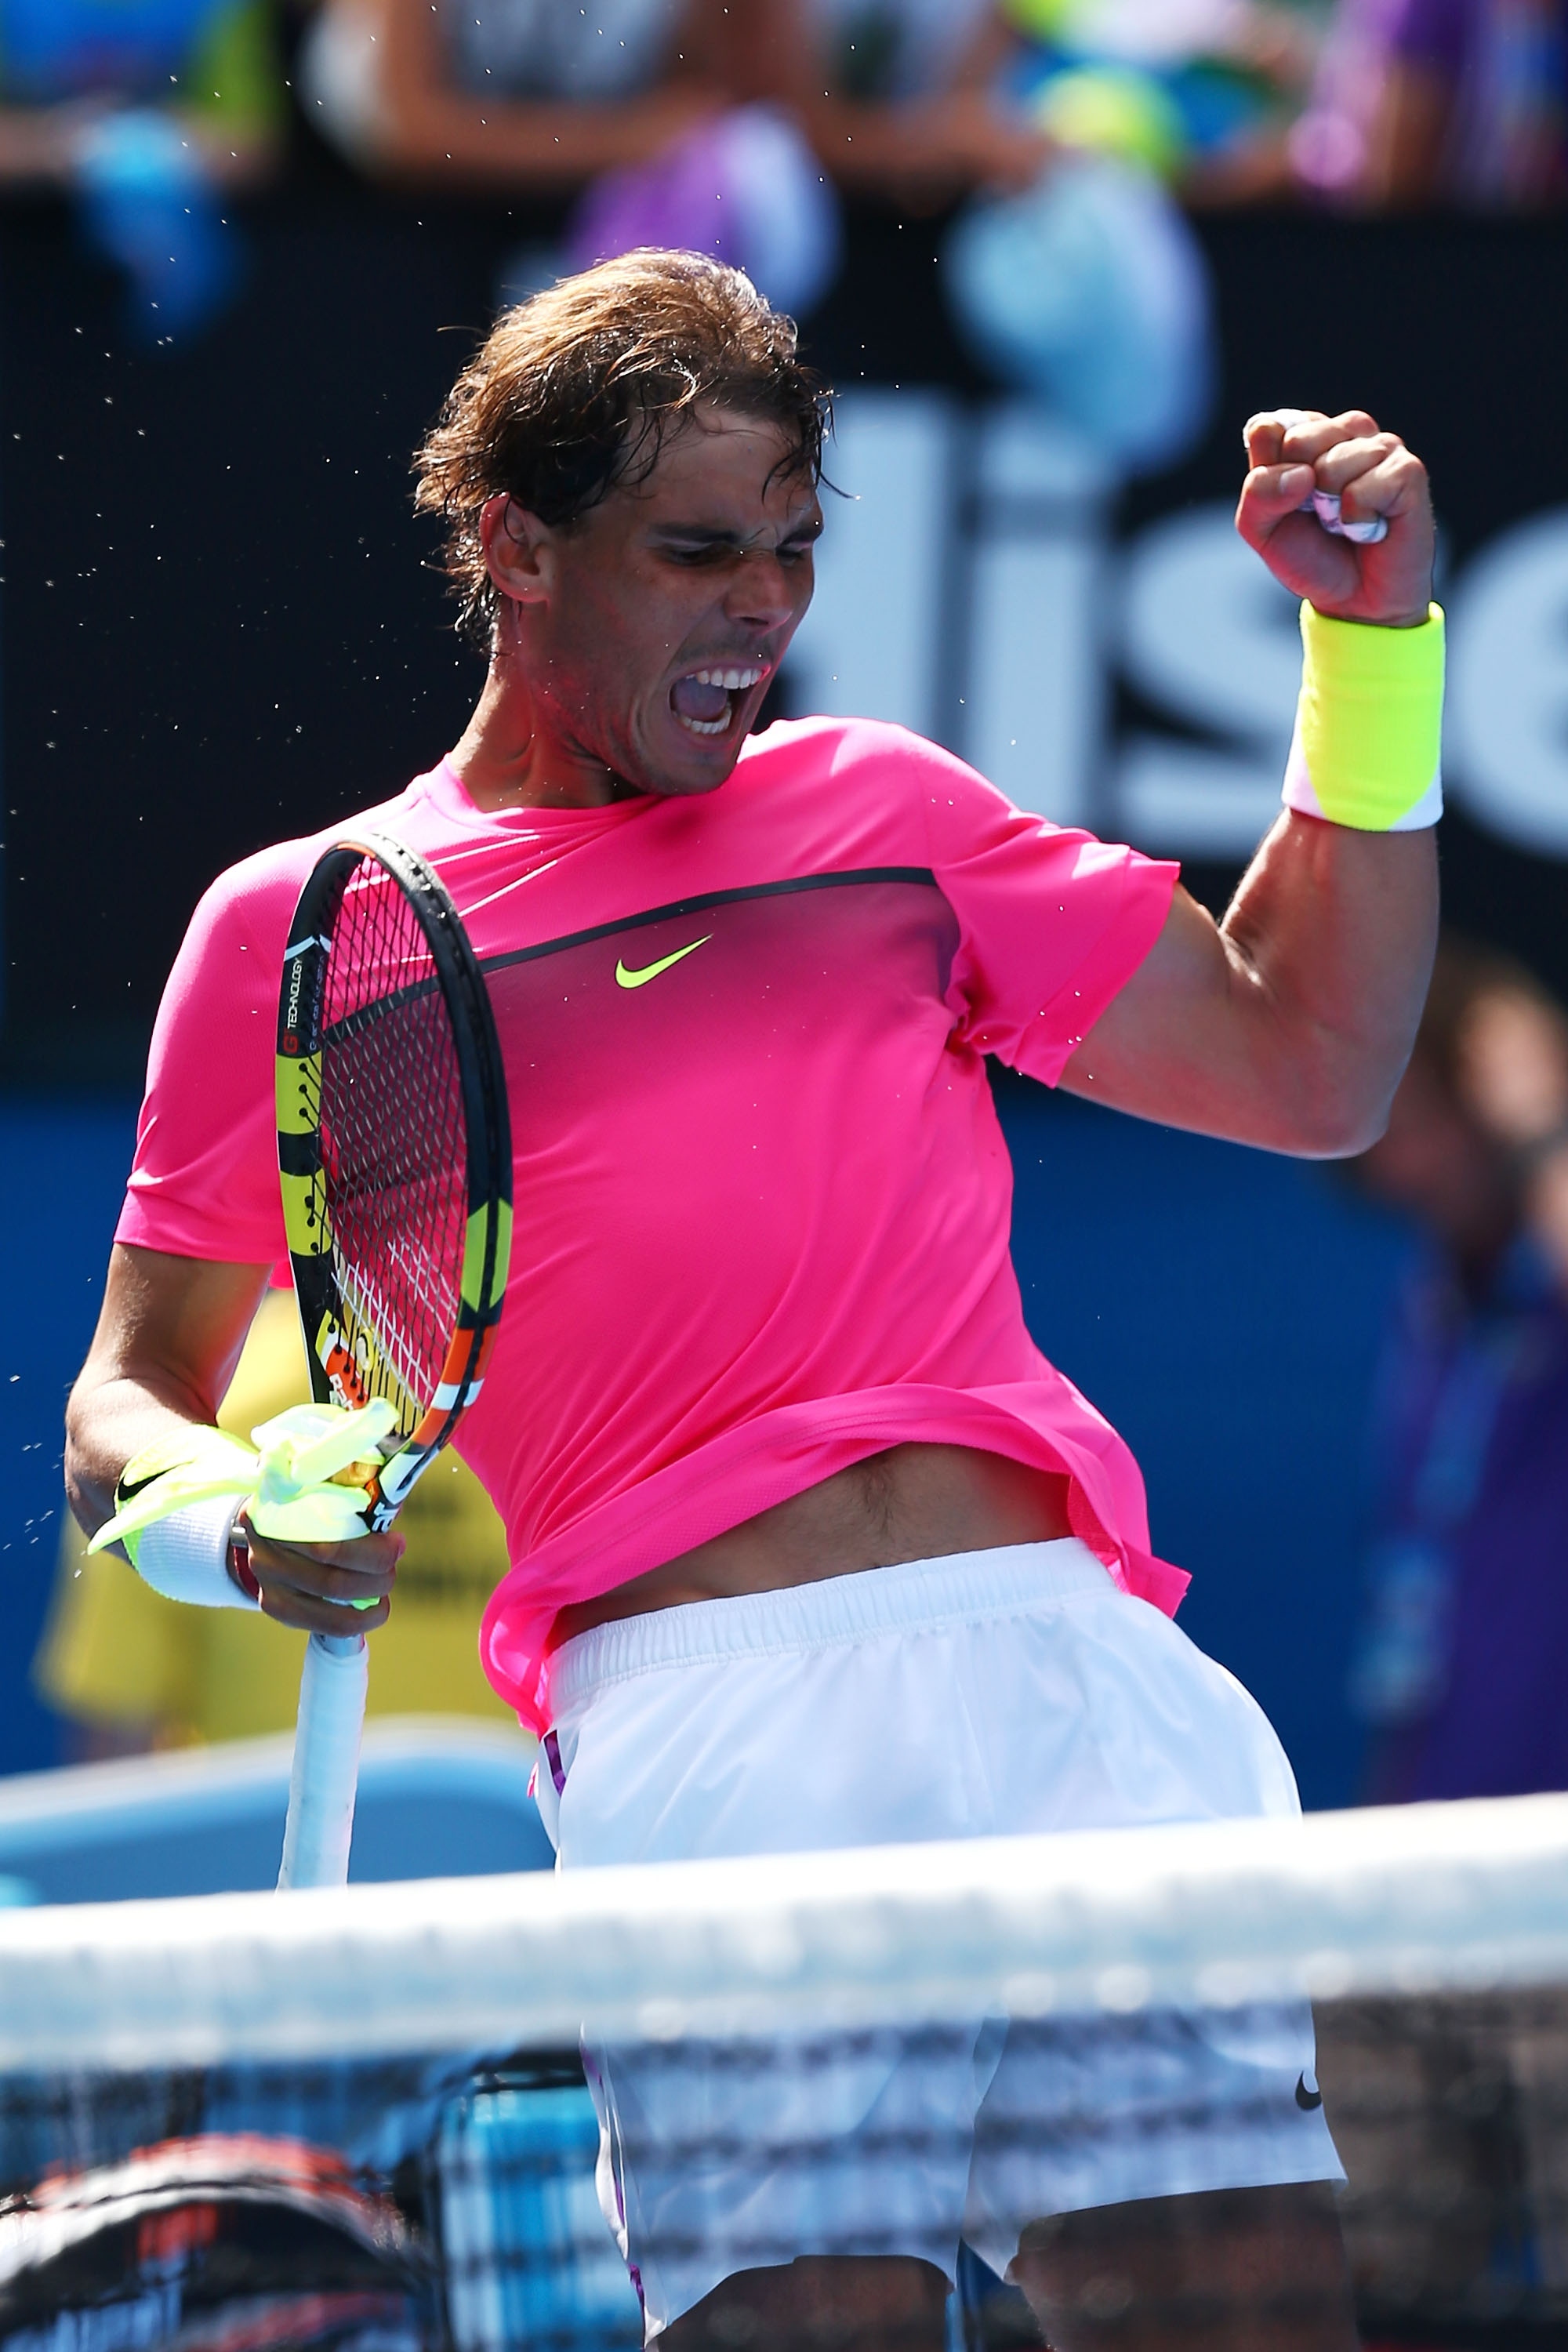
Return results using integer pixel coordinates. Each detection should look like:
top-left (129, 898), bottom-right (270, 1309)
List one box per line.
top-left (302, 0), bottom-right (840, 314)
top-left (775, 1), bottom-right (1316, 208)
top-left (303, 0), bottom-right (767, 187)
top-left (771, 1), bottom-right (1051, 205)
top-left (1348, 938), bottom-right (1568, 1802)
top-left (1291, 0), bottom-right (1568, 209)
top-left (35, 1287), bottom-right (515, 1759)
top-left (0, 0), bottom-right (284, 337)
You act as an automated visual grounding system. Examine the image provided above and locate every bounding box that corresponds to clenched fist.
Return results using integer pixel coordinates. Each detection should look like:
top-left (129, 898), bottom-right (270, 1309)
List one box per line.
top-left (1236, 408), bottom-right (1436, 630)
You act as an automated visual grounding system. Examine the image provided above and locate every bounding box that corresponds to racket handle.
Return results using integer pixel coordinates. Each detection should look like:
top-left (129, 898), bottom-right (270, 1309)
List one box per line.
top-left (277, 1631), bottom-right (368, 1891)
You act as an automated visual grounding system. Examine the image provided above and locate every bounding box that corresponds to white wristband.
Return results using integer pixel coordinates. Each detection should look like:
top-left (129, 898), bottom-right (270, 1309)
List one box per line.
top-left (132, 1497), bottom-right (259, 1610)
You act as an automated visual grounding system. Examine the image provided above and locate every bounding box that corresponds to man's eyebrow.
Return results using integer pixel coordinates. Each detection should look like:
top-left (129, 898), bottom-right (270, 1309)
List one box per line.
top-left (650, 514), bottom-right (824, 547)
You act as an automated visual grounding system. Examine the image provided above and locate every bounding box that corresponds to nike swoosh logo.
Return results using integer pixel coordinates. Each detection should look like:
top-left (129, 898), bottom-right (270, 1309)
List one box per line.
top-left (1295, 2073), bottom-right (1323, 2111)
top-left (615, 936), bottom-right (712, 989)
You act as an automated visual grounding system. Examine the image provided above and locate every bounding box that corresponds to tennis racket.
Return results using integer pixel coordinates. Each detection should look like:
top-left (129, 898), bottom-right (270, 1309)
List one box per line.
top-left (272, 833), bottom-right (511, 1891)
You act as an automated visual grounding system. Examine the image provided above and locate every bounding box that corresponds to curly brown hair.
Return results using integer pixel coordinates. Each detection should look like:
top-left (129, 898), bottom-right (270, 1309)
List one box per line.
top-left (413, 249), bottom-right (832, 646)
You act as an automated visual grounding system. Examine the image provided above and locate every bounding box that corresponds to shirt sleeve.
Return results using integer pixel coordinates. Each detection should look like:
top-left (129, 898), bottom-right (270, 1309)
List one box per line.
top-left (912, 733), bottom-right (1179, 1087)
top-left (115, 848), bottom-right (303, 1265)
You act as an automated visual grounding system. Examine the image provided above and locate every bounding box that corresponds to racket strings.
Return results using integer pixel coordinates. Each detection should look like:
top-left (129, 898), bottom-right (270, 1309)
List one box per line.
top-left (316, 860), bottom-right (470, 1433)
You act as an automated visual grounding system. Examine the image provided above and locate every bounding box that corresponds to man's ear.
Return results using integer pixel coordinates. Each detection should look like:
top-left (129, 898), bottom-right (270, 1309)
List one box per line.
top-left (481, 493), bottom-right (554, 608)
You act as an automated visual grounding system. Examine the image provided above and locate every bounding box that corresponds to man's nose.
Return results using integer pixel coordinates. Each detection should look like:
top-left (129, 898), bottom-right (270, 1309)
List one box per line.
top-left (723, 549), bottom-right (807, 630)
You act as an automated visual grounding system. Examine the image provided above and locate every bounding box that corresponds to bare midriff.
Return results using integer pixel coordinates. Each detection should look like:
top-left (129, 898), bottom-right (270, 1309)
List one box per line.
top-left (547, 1443), bottom-right (1074, 1647)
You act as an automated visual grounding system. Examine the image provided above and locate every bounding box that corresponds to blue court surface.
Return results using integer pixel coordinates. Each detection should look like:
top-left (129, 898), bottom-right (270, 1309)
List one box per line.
top-left (0, 1081), bottom-right (1408, 1807)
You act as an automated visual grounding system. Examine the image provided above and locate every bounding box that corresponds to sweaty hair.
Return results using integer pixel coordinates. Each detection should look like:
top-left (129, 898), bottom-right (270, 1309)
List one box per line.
top-left (413, 250), bottom-right (832, 645)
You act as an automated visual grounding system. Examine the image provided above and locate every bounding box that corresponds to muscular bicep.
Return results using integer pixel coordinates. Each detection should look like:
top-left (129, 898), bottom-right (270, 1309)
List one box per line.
top-left (1058, 884), bottom-right (1273, 1138)
top-left (66, 1247), bottom-right (272, 1534)
top-left (1058, 812), bottom-right (1436, 1158)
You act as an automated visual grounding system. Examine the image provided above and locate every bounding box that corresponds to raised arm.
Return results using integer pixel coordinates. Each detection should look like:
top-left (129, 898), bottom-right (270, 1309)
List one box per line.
top-left (1061, 408), bottom-right (1440, 1157)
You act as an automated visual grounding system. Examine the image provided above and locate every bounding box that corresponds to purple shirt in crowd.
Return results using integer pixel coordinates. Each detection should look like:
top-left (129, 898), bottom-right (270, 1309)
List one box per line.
top-left (1386, 0), bottom-right (1567, 201)
top-left (1354, 1238), bottom-right (1568, 1801)
top-left (1298, 0), bottom-right (1566, 202)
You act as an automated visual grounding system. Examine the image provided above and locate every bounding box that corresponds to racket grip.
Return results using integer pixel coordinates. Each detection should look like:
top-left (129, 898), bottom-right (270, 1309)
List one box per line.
top-left (277, 1631), bottom-right (368, 1891)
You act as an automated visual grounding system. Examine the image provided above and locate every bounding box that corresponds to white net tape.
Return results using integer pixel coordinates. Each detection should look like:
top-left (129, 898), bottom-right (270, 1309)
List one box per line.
top-left (4, 1793), bottom-right (1568, 2074)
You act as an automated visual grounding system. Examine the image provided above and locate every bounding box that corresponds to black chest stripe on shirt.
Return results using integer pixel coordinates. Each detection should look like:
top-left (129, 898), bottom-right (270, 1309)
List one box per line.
top-left (319, 869), bottom-right (941, 1048)
top-left (474, 867), bottom-right (940, 977)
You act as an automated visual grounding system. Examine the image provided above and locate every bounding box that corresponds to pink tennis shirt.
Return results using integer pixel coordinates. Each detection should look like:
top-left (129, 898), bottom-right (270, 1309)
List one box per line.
top-left (119, 717), bottom-right (1184, 1731)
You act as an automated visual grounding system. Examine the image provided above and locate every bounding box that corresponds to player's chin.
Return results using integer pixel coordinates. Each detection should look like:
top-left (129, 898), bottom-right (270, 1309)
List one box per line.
top-left (641, 696), bottom-right (759, 792)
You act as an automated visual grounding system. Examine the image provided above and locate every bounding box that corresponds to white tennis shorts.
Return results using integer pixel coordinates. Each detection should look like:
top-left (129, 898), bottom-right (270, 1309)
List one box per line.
top-left (534, 1539), bottom-right (1343, 2337)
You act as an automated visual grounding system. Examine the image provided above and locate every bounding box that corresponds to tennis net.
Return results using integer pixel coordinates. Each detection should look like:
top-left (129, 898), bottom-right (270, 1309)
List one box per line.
top-left (5, 1794), bottom-right (1568, 2349)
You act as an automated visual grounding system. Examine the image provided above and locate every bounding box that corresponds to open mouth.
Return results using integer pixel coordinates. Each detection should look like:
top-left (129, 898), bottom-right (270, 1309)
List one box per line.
top-left (670, 664), bottom-right (767, 739)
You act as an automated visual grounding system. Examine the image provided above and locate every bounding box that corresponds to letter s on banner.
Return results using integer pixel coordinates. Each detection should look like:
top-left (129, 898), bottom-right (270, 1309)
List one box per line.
top-left (1448, 508), bottom-right (1568, 858)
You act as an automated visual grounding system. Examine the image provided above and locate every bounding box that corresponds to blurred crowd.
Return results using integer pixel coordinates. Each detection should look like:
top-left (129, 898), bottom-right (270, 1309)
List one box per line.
top-left (1348, 941), bottom-right (1568, 1806)
top-left (16, 1), bottom-right (1568, 464)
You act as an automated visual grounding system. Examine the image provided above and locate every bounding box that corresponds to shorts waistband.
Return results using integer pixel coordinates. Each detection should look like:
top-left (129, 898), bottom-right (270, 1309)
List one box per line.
top-left (544, 1538), bottom-right (1117, 1720)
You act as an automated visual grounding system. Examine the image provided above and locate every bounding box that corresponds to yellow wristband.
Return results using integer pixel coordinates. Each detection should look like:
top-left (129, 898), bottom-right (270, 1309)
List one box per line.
top-left (1282, 601), bottom-right (1445, 831)
top-left (91, 1399), bottom-right (396, 1564)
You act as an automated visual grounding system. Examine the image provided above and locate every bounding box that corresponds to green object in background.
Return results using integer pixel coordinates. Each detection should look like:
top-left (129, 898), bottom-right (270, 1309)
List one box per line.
top-left (187, 0), bottom-right (286, 136)
top-left (1033, 63), bottom-right (1189, 179)
top-left (1001, 0), bottom-right (1078, 34)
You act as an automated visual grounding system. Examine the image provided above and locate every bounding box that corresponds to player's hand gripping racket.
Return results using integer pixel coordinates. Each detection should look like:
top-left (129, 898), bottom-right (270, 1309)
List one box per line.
top-left (273, 834), bottom-right (510, 1890)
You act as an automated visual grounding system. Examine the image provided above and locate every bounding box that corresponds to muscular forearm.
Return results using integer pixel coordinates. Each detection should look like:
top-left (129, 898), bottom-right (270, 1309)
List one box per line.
top-left (1219, 813), bottom-right (1438, 1152)
top-left (66, 1374), bottom-right (218, 1538)
top-left (65, 1245), bottom-right (267, 1537)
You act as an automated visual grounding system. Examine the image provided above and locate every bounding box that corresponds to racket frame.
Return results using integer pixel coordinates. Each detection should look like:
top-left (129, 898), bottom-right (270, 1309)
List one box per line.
top-left (274, 831), bottom-right (512, 1532)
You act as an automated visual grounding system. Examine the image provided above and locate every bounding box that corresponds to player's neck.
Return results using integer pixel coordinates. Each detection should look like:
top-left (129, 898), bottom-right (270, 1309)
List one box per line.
top-left (449, 649), bottom-right (633, 812)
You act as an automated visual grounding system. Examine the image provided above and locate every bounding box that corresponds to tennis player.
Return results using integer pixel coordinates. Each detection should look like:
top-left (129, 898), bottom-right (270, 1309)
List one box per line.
top-left (67, 253), bottom-right (1440, 2350)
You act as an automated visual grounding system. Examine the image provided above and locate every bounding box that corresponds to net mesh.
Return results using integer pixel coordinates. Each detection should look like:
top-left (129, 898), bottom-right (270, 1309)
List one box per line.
top-left (5, 1799), bottom-right (1568, 2351)
top-left (316, 856), bottom-right (470, 1432)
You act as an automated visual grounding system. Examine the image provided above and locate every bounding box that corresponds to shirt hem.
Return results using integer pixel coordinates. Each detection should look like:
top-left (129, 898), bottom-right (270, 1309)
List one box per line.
top-left (481, 1382), bottom-right (1189, 1731)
